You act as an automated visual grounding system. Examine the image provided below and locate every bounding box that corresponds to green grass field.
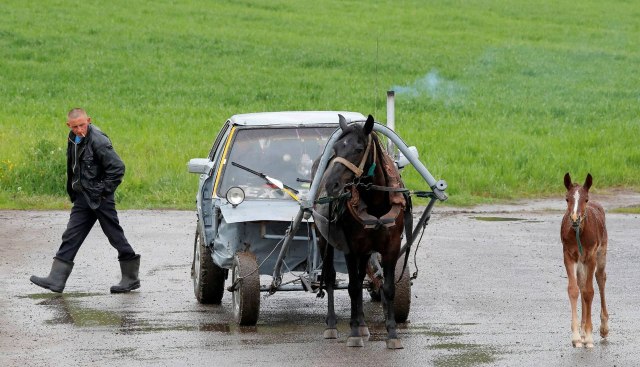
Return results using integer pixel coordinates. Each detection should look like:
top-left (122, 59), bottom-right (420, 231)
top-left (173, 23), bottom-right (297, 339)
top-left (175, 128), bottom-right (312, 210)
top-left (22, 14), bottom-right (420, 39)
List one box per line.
top-left (1, 0), bottom-right (639, 209)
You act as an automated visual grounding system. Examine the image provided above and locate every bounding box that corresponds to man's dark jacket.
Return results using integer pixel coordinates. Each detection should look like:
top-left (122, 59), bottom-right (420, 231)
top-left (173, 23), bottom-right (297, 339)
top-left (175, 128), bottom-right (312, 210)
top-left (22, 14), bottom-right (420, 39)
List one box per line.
top-left (66, 125), bottom-right (125, 209)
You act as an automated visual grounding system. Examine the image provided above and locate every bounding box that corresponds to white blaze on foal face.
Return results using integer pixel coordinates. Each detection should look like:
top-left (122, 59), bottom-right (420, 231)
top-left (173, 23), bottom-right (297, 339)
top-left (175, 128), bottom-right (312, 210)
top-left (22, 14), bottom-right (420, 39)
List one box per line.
top-left (572, 190), bottom-right (580, 221)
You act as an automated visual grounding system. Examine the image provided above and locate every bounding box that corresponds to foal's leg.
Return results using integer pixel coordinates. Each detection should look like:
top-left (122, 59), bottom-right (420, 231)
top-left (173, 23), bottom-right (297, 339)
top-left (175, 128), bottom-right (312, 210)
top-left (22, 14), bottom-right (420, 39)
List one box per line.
top-left (576, 263), bottom-right (587, 341)
top-left (563, 254), bottom-right (582, 347)
top-left (345, 253), bottom-right (364, 347)
top-left (580, 258), bottom-right (597, 348)
top-left (596, 243), bottom-right (609, 338)
top-left (321, 243), bottom-right (338, 339)
top-left (381, 256), bottom-right (403, 349)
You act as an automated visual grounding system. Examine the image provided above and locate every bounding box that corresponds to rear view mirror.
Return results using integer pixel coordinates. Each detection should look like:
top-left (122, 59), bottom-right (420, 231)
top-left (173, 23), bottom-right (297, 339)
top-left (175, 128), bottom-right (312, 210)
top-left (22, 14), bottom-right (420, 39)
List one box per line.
top-left (187, 158), bottom-right (213, 174)
top-left (396, 146), bottom-right (419, 169)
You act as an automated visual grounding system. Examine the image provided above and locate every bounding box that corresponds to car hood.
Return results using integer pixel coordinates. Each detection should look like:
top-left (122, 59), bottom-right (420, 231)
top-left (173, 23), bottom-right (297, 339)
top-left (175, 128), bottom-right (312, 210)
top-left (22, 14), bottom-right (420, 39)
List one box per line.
top-left (219, 200), bottom-right (311, 224)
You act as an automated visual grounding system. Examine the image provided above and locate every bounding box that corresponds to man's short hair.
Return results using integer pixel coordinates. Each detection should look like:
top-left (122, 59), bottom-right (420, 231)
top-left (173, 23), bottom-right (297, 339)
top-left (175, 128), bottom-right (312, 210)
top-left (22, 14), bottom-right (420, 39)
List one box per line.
top-left (68, 108), bottom-right (87, 120)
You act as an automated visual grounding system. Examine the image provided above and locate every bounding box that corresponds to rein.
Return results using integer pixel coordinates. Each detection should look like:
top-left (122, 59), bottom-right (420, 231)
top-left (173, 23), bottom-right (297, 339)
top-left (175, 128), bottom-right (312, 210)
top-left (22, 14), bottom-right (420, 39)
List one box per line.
top-left (575, 225), bottom-right (583, 256)
top-left (572, 214), bottom-right (586, 256)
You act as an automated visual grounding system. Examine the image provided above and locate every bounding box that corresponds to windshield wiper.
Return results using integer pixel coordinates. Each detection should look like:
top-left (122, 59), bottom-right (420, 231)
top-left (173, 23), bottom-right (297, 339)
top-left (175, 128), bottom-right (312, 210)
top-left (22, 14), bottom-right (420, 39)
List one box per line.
top-left (231, 162), bottom-right (300, 200)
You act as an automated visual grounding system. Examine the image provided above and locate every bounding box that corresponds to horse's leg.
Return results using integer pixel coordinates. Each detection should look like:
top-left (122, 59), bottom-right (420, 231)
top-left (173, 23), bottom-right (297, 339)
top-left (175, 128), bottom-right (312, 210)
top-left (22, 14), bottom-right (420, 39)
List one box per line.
top-left (596, 242), bottom-right (609, 338)
top-left (321, 242), bottom-right (338, 339)
top-left (356, 255), bottom-right (369, 338)
top-left (380, 255), bottom-right (403, 349)
top-left (345, 253), bottom-right (364, 347)
top-left (580, 257), bottom-right (597, 348)
top-left (563, 253), bottom-right (582, 347)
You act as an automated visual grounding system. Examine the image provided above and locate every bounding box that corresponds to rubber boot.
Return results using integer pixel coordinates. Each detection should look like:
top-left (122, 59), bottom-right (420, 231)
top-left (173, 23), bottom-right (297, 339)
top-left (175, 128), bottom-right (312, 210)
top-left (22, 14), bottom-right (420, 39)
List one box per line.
top-left (110, 254), bottom-right (141, 293)
top-left (30, 257), bottom-right (74, 293)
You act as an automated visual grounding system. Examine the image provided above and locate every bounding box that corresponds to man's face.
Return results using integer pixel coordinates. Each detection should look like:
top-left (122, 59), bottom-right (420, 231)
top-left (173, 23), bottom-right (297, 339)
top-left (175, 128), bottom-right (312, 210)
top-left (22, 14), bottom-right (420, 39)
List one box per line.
top-left (66, 116), bottom-right (91, 137)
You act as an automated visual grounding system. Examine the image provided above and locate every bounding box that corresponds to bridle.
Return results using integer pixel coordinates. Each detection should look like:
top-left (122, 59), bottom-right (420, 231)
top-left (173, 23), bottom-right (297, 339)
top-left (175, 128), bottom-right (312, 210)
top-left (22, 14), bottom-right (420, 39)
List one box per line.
top-left (331, 134), bottom-right (375, 179)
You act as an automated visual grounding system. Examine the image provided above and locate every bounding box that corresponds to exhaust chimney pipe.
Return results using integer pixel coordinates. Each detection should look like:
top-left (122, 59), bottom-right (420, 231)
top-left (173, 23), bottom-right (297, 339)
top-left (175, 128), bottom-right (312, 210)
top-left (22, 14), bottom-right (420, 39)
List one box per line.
top-left (386, 90), bottom-right (395, 156)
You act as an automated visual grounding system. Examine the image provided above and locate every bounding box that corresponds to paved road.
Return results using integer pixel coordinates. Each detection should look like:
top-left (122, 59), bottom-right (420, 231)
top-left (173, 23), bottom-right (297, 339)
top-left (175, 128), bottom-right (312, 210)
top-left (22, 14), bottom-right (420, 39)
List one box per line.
top-left (1, 192), bottom-right (639, 366)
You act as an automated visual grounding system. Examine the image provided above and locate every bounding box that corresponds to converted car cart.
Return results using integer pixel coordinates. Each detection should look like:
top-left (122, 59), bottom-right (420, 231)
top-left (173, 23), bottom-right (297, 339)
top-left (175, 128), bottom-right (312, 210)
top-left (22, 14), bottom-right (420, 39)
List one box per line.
top-left (187, 111), bottom-right (447, 325)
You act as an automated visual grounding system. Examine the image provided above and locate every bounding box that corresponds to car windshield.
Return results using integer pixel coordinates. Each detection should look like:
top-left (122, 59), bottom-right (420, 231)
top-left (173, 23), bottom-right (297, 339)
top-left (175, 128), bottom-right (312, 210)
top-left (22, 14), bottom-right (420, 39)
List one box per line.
top-left (217, 126), bottom-right (336, 200)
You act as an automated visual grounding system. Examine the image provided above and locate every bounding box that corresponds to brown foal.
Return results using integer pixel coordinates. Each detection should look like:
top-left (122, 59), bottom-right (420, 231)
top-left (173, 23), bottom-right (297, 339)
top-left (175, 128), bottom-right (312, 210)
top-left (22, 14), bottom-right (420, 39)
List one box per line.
top-left (560, 173), bottom-right (609, 348)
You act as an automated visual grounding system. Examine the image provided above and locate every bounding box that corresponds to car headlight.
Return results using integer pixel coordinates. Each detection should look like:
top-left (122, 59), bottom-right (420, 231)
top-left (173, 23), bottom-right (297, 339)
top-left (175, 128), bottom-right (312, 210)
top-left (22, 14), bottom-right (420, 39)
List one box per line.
top-left (226, 187), bottom-right (245, 207)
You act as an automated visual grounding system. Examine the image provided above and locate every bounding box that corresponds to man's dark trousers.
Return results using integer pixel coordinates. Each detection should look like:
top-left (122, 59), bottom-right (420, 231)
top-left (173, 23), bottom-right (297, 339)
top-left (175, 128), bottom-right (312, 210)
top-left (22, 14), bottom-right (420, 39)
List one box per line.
top-left (56, 193), bottom-right (136, 262)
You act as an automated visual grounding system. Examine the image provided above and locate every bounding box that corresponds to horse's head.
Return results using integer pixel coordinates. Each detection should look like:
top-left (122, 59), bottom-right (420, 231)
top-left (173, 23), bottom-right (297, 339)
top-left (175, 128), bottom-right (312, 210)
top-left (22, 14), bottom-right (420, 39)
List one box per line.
top-left (324, 114), bottom-right (375, 197)
top-left (564, 172), bottom-right (593, 228)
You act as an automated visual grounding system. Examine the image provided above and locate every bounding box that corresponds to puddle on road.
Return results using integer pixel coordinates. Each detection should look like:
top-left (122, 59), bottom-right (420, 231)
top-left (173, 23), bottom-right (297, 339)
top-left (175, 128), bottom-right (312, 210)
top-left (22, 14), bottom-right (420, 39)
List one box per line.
top-left (409, 325), bottom-right (501, 367)
top-left (25, 292), bottom-right (102, 299)
top-left (30, 292), bottom-right (239, 334)
top-left (433, 349), bottom-right (496, 367)
top-left (473, 216), bottom-right (526, 222)
top-left (29, 293), bottom-right (501, 365)
top-left (408, 325), bottom-right (463, 337)
top-left (146, 264), bottom-right (185, 277)
top-left (121, 322), bottom-right (236, 334)
top-left (32, 295), bottom-right (130, 327)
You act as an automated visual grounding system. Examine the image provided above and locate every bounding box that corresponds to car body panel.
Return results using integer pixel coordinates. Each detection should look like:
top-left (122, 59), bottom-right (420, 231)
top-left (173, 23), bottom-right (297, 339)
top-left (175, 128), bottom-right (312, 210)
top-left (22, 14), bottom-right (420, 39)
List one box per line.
top-left (219, 200), bottom-right (303, 224)
top-left (190, 111), bottom-right (364, 272)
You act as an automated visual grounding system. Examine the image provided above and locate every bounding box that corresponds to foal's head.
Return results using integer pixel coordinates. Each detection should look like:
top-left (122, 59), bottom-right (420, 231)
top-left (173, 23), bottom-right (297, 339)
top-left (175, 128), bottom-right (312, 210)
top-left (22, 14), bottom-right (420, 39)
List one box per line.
top-left (564, 172), bottom-right (593, 227)
top-left (324, 114), bottom-right (375, 196)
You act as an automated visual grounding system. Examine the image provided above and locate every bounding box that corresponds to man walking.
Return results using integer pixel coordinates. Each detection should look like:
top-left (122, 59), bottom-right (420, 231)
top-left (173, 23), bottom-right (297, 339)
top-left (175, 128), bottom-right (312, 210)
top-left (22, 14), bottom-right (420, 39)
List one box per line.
top-left (30, 108), bottom-right (141, 293)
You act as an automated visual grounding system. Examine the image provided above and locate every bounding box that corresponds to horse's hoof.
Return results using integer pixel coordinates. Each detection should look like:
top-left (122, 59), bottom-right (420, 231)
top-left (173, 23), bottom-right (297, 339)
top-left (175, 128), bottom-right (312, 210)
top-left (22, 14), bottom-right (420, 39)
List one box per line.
top-left (386, 339), bottom-right (404, 349)
top-left (600, 326), bottom-right (609, 338)
top-left (347, 337), bottom-right (364, 347)
top-left (572, 341), bottom-right (583, 348)
top-left (359, 326), bottom-right (370, 338)
top-left (585, 342), bottom-right (594, 348)
top-left (323, 328), bottom-right (338, 339)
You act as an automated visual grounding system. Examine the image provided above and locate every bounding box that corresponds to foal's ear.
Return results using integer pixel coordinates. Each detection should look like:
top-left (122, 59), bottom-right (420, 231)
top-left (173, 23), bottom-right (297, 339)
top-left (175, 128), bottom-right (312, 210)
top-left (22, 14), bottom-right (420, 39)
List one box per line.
top-left (338, 114), bottom-right (348, 132)
top-left (584, 173), bottom-right (593, 191)
top-left (563, 172), bottom-right (572, 190)
top-left (364, 115), bottom-right (374, 135)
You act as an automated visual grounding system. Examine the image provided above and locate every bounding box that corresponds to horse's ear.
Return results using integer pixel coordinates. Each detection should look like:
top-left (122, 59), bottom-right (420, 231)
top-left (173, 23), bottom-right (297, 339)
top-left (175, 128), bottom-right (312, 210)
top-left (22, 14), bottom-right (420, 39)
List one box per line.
top-left (584, 173), bottom-right (593, 191)
top-left (564, 172), bottom-right (572, 190)
top-left (364, 115), bottom-right (374, 135)
top-left (338, 114), bottom-right (348, 132)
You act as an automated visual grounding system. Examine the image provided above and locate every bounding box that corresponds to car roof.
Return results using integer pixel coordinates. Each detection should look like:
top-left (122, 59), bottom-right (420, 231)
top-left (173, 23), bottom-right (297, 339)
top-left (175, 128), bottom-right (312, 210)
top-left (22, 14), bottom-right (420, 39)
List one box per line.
top-left (228, 111), bottom-right (367, 126)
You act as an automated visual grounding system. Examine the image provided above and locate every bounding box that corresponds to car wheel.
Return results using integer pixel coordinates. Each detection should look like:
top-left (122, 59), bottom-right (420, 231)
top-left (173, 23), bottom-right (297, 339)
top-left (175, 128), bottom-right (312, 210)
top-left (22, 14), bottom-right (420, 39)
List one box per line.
top-left (192, 225), bottom-right (226, 304)
top-left (367, 254), bottom-right (412, 323)
top-left (231, 251), bottom-right (260, 326)
top-left (393, 254), bottom-right (412, 323)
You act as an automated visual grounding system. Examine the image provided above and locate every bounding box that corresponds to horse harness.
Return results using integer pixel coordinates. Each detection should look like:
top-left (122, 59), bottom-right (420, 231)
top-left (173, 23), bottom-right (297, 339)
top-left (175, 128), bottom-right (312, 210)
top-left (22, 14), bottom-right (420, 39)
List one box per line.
top-left (327, 135), bottom-right (407, 228)
top-left (312, 132), bottom-right (416, 289)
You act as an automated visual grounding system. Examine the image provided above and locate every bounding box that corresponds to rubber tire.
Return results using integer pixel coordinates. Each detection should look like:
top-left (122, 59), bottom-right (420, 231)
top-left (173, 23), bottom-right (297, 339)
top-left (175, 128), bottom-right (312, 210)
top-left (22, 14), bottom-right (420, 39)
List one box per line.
top-left (393, 257), bottom-right (411, 323)
top-left (368, 256), bottom-right (412, 323)
top-left (368, 288), bottom-right (382, 302)
top-left (367, 253), bottom-right (383, 302)
top-left (232, 252), bottom-right (260, 326)
top-left (192, 226), bottom-right (226, 304)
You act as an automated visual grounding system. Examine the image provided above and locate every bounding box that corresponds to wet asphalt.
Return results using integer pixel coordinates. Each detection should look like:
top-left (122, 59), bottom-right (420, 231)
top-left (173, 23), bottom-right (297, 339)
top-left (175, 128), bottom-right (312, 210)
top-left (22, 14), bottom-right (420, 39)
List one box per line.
top-left (1, 192), bottom-right (639, 366)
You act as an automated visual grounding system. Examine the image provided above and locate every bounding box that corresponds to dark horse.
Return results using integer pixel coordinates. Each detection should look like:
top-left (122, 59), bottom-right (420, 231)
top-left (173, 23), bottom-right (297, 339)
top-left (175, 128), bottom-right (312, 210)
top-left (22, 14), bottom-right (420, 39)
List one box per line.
top-left (560, 173), bottom-right (609, 348)
top-left (312, 114), bottom-right (407, 349)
